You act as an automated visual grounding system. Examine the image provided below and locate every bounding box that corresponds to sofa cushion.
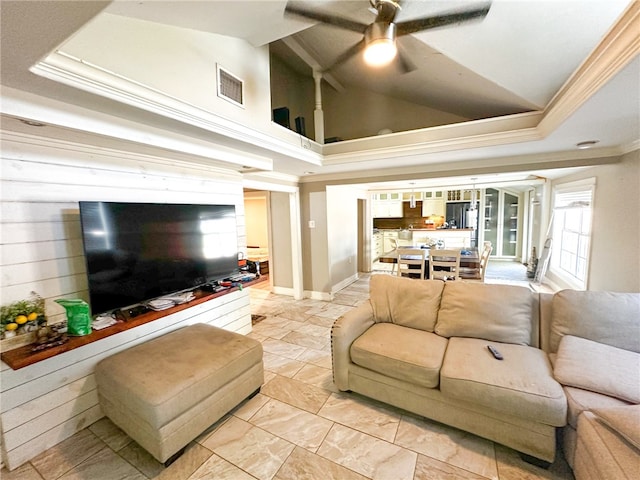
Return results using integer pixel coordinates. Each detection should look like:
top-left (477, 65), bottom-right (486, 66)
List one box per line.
top-left (592, 405), bottom-right (640, 450)
top-left (350, 322), bottom-right (448, 388)
top-left (574, 411), bottom-right (640, 480)
top-left (549, 290), bottom-right (640, 353)
top-left (440, 337), bottom-right (566, 426)
top-left (369, 275), bottom-right (444, 332)
top-left (434, 282), bottom-right (533, 345)
top-left (564, 386), bottom-right (630, 429)
top-left (554, 335), bottom-right (640, 403)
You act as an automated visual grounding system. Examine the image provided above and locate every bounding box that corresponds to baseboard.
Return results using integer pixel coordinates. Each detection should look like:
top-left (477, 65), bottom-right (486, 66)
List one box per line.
top-left (272, 286), bottom-right (295, 296)
top-left (332, 273), bottom-right (359, 295)
top-left (304, 290), bottom-right (333, 301)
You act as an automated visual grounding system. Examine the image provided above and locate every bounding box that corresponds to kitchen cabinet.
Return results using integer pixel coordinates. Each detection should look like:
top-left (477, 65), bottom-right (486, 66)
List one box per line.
top-left (382, 231), bottom-right (398, 252)
top-left (373, 232), bottom-right (383, 260)
top-left (372, 192), bottom-right (403, 218)
top-left (422, 190), bottom-right (445, 217)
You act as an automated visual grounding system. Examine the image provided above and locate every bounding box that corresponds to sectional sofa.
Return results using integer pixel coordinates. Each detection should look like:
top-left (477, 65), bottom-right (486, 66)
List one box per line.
top-left (331, 275), bottom-right (639, 477)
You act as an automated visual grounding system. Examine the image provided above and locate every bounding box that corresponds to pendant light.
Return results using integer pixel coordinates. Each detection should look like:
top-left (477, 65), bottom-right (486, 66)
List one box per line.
top-left (409, 182), bottom-right (416, 209)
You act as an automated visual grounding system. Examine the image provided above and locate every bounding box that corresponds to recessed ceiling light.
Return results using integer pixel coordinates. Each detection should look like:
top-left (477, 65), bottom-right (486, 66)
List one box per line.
top-left (304, 171), bottom-right (315, 175)
top-left (576, 140), bottom-right (599, 149)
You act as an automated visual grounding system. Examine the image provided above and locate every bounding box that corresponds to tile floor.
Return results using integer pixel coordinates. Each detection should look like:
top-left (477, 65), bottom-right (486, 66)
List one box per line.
top-left (2, 271), bottom-right (573, 480)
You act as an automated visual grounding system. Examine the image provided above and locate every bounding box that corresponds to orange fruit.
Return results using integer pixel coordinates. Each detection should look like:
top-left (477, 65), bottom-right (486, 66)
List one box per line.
top-left (15, 315), bottom-right (28, 325)
top-left (27, 312), bottom-right (38, 321)
top-left (5, 323), bottom-right (18, 331)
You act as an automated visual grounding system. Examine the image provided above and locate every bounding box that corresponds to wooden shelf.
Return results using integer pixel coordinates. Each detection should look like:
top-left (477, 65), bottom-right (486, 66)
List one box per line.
top-left (1, 276), bottom-right (267, 370)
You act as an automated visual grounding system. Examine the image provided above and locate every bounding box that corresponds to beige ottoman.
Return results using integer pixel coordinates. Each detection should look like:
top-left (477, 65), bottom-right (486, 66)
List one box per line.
top-left (95, 323), bottom-right (263, 464)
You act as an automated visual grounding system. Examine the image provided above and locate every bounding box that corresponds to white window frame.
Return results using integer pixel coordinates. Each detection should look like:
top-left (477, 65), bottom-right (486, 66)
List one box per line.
top-left (549, 178), bottom-right (595, 290)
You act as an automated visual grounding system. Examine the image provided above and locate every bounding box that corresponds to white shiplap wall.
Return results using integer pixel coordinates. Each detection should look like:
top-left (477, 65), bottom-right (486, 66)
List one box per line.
top-left (0, 132), bottom-right (251, 470)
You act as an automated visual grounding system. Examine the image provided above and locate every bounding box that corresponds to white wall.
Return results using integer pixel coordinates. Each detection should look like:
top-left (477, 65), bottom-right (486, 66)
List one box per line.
top-left (548, 150), bottom-right (640, 292)
top-left (326, 186), bottom-right (359, 291)
top-left (0, 133), bottom-right (252, 470)
top-left (60, 13), bottom-right (272, 134)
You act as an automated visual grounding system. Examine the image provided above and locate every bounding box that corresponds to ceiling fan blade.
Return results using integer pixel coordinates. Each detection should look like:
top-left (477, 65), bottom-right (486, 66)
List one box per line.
top-left (285, 2), bottom-right (368, 34)
top-left (322, 40), bottom-right (366, 73)
top-left (395, 3), bottom-right (491, 36)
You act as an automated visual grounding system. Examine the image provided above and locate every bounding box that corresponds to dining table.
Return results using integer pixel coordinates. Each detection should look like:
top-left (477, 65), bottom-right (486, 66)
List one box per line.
top-left (378, 246), bottom-right (480, 279)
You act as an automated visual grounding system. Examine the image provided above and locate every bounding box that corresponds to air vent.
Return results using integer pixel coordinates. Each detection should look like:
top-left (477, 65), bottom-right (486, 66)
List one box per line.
top-left (217, 65), bottom-right (244, 107)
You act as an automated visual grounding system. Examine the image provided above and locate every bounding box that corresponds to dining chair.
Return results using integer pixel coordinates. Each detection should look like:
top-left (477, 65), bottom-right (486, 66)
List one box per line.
top-left (397, 247), bottom-right (427, 280)
top-left (460, 243), bottom-right (493, 282)
top-left (389, 238), bottom-right (399, 274)
top-left (429, 248), bottom-right (461, 281)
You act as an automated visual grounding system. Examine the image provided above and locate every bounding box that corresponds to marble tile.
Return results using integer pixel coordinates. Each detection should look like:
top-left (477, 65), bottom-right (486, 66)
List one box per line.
top-left (30, 429), bottom-right (106, 480)
top-left (275, 306), bottom-right (315, 322)
top-left (58, 446), bottom-right (145, 480)
top-left (200, 416), bottom-right (294, 480)
top-left (317, 423), bottom-right (417, 480)
top-left (118, 441), bottom-right (164, 478)
top-left (296, 347), bottom-right (332, 369)
top-left (261, 374), bottom-right (331, 414)
top-left (156, 443), bottom-right (214, 480)
top-left (305, 304), bottom-right (354, 320)
top-left (0, 462), bottom-right (44, 480)
top-left (250, 399), bottom-right (334, 451)
top-left (293, 363), bottom-right (338, 392)
top-left (318, 393), bottom-right (401, 443)
top-left (274, 446), bottom-right (367, 480)
top-left (331, 293), bottom-right (365, 306)
top-left (306, 315), bottom-right (336, 328)
top-left (88, 417), bottom-right (132, 452)
top-left (187, 453), bottom-right (255, 480)
top-left (414, 454), bottom-right (488, 479)
top-left (281, 330), bottom-right (329, 350)
top-left (232, 392), bottom-right (271, 421)
top-left (394, 415), bottom-right (498, 480)
top-left (262, 338), bottom-right (307, 360)
top-left (292, 322), bottom-right (331, 338)
top-left (251, 321), bottom-right (292, 340)
top-left (262, 351), bottom-right (305, 377)
top-left (495, 444), bottom-right (575, 480)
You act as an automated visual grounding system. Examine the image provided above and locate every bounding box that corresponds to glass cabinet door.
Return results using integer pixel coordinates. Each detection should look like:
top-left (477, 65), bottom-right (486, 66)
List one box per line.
top-left (502, 193), bottom-right (518, 257)
top-left (483, 188), bottom-right (499, 252)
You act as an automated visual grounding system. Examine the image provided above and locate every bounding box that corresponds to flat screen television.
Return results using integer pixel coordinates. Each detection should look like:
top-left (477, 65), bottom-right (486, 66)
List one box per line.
top-left (79, 201), bottom-right (239, 316)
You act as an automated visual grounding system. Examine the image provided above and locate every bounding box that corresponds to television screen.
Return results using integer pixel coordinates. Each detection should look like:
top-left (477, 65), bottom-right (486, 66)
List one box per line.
top-left (79, 201), bottom-right (239, 315)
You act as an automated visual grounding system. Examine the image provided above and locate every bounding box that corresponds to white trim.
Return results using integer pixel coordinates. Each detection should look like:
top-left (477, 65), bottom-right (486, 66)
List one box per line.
top-left (331, 273), bottom-right (359, 295)
top-left (304, 290), bottom-right (333, 301)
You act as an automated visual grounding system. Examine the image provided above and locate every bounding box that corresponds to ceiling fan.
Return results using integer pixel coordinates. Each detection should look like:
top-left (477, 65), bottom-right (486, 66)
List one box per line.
top-left (285, 0), bottom-right (492, 73)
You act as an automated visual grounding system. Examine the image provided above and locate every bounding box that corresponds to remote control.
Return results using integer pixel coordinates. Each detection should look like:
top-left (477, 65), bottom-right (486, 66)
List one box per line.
top-left (487, 345), bottom-right (503, 360)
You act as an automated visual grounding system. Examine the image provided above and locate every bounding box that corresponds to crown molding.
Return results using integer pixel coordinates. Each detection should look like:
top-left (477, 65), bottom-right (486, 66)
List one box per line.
top-left (538, 1), bottom-right (640, 137)
top-left (30, 50), bottom-right (323, 167)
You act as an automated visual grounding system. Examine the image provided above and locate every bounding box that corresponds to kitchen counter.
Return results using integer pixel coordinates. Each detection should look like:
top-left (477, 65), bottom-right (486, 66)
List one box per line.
top-left (375, 228), bottom-right (474, 231)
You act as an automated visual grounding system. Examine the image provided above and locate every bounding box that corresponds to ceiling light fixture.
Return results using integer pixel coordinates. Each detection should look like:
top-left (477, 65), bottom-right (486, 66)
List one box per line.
top-left (409, 182), bottom-right (416, 209)
top-left (363, 23), bottom-right (397, 67)
top-left (576, 140), bottom-right (599, 149)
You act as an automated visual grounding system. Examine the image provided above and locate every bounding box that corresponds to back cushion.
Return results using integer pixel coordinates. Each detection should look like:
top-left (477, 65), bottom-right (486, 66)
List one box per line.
top-left (370, 275), bottom-right (444, 332)
top-left (435, 282), bottom-right (534, 345)
top-left (549, 290), bottom-right (640, 353)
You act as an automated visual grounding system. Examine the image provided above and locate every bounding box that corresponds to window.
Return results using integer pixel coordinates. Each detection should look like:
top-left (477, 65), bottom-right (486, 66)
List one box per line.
top-left (550, 179), bottom-right (595, 289)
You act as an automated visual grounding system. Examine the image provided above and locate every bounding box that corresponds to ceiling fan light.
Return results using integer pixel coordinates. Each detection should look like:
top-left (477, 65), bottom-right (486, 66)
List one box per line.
top-left (364, 39), bottom-right (397, 66)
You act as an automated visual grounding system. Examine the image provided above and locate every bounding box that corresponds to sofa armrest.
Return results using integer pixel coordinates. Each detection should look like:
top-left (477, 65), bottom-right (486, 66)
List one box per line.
top-left (331, 301), bottom-right (375, 391)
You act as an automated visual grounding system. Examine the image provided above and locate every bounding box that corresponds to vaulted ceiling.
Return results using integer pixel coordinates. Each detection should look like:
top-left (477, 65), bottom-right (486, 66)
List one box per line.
top-left (1, 0), bottom-right (638, 186)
